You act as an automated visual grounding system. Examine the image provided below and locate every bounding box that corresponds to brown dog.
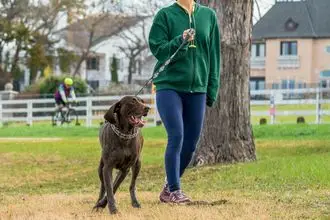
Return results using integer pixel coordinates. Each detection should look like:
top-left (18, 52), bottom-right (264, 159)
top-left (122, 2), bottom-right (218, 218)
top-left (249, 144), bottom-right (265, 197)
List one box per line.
top-left (93, 96), bottom-right (150, 214)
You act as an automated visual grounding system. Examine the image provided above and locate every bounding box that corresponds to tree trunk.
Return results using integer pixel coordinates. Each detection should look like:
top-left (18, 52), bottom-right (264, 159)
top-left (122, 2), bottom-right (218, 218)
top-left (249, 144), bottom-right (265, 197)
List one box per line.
top-left (0, 44), bottom-right (3, 67)
top-left (9, 41), bottom-right (22, 81)
top-left (73, 31), bottom-right (94, 77)
top-left (192, 0), bottom-right (256, 166)
top-left (73, 52), bottom-right (87, 77)
top-left (127, 56), bottom-right (134, 84)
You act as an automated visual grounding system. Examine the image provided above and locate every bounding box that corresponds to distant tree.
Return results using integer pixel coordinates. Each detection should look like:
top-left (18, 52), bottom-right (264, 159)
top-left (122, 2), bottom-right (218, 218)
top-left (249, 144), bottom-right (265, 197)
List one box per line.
top-left (117, 18), bottom-right (149, 84)
top-left (70, 0), bottom-right (131, 77)
top-left (110, 55), bottom-right (119, 84)
top-left (115, 0), bottom-right (158, 84)
top-left (0, 0), bottom-right (85, 85)
top-left (57, 48), bottom-right (80, 74)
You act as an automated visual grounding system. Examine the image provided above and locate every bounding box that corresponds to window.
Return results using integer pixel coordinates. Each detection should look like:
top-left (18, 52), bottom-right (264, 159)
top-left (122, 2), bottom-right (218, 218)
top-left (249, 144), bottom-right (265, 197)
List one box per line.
top-left (138, 60), bottom-right (142, 75)
top-left (87, 80), bottom-right (99, 90)
top-left (320, 71), bottom-right (330, 88)
top-left (284, 18), bottom-right (299, 31)
top-left (281, 80), bottom-right (288, 89)
top-left (116, 58), bottom-right (123, 71)
top-left (259, 81), bottom-right (265, 90)
top-left (87, 57), bottom-right (100, 70)
top-left (289, 80), bottom-right (295, 89)
top-left (326, 46), bottom-right (330, 54)
top-left (320, 80), bottom-right (328, 88)
top-left (297, 82), bottom-right (306, 89)
top-left (281, 79), bottom-right (296, 99)
top-left (320, 70), bottom-right (330, 78)
top-left (281, 80), bottom-right (295, 89)
top-left (131, 60), bottom-right (139, 74)
top-left (252, 43), bottom-right (265, 57)
top-left (280, 41), bottom-right (297, 56)
top-left (272, 83), bottom-right (279, 89)
top-left (250, 81), bottom-right (257, 91)
top-left (250, 78), bottom-right (265, 90)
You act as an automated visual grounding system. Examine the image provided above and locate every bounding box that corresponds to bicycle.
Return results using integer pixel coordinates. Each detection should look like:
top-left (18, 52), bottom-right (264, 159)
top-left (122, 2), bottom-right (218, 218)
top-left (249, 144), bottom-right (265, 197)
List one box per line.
top-left (52, 102), bottom-right (80, 126)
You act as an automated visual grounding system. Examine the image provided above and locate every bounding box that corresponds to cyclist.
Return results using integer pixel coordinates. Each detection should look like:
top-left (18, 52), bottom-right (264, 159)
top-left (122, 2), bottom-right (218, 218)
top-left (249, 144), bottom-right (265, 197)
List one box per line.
top-left (54, 77), bottom-right (77, 111)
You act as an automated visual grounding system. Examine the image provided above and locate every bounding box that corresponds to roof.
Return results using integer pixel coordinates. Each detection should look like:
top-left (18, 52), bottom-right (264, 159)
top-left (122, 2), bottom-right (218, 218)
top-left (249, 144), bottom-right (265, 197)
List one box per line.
top-left (253, 0), bottom-right (330, 40)
top-left (61, 14), bottom-right (148, 49)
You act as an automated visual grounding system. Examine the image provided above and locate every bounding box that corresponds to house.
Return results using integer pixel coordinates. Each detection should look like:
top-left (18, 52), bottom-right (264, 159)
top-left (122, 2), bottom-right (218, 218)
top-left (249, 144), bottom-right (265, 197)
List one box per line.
top-left (55, 13), bottom-right (153, 90)
top-left (250, 0), bottom-right (330, 91)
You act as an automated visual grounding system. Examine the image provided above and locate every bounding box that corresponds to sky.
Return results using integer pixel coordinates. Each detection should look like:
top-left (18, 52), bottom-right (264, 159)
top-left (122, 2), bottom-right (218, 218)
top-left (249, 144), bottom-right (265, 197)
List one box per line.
top-left (253, 0), bottom-right (275, 22)
top-left (103, 0), bottom-right (276, 16)
top-left (83, 0), bottom-right (276, 21)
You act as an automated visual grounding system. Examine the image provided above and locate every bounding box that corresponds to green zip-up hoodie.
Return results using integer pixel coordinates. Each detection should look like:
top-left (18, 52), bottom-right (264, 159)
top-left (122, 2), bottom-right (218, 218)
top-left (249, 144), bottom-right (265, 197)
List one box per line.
top-left (148, 2), bottom-right (221, 107)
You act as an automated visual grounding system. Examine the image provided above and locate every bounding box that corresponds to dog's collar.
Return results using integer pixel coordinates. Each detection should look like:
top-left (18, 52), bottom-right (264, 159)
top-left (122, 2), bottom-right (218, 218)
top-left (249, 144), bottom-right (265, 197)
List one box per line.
top-left (105, 120), bottom-right (139, 140)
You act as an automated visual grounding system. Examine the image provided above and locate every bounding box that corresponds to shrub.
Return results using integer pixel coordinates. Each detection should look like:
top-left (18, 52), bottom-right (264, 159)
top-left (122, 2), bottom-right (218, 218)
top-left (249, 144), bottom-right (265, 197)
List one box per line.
top-left (297, 116), bottom-right (305, 124)
top-left (28, 75), bottom-right (88, 96)
top-left (259, 118), bottom-right (267, 125)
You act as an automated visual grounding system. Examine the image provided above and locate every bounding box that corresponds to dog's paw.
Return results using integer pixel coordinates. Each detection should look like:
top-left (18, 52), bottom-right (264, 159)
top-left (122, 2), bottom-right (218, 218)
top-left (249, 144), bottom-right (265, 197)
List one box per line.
top-left (92, 205), bottom-right (104, 212)
top-left (92, 201), bottom-right (107, 212)
top-left (98, 198), bottom-right (107, 208)
top-left (132, 201), bottom-right (141, 208)
top-left (110, 208), bottom-right (119, 214)
top-left (92, 205), bottom-right (102, 212)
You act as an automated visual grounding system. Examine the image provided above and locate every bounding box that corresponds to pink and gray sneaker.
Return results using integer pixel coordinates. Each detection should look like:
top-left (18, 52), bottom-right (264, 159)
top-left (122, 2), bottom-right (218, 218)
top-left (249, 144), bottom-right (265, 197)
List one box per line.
top-left (159, 184), bottom-right (171, 203)
top-left (169, 190), bottom-right (191, 204)
top-left (160, 184), bottom-right (191, 204)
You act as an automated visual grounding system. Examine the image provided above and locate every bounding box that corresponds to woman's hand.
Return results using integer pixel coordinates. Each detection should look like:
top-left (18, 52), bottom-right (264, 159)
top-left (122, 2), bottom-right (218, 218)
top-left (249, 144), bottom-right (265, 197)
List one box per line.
top-left (182, 29), bottom-right (195, 42)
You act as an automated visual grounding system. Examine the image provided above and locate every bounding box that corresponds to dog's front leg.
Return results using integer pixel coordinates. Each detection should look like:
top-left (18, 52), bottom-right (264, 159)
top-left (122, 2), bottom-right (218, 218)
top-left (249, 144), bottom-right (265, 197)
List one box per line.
top-left (103, 164), bottom-right (117, 214)
top-left (94, 169), bottom-right (130, 210)
top-left (130, 160), bottom-right (141, 208)
top-left (113, 169), bottom-right (129, 194)
top-left (93, 158), bottom-right (107, 211)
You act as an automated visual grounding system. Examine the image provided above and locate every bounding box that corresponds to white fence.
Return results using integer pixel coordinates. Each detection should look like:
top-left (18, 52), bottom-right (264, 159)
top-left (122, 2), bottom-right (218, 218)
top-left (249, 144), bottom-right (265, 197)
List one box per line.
top-left (251, 88), bottom-right (330, 124)
top-left (0, 94), bottom-right (158, 127)
top-left (1, 88), bottom-right (330, 126)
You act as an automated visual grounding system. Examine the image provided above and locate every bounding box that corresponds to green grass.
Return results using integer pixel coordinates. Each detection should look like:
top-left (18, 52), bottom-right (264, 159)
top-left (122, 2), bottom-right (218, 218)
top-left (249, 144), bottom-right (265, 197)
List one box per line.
top-left (251, 104), bottom-right (330, 124)
top-left (1, 123), bottom-right (330, 140)
top-left (1, 125), bottom-right (330, 194)
top-left (251, 104), bottom-right (330, 111)
top-left (253, 124), bottom-right (330, 139)
top-left (1, 137), bottom-right (329, 195)
top-left (0, 125), bottom-right (329, 218)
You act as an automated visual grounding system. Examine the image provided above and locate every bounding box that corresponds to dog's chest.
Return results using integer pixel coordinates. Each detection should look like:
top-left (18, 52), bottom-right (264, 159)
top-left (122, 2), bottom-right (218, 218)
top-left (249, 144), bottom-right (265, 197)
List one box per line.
top-left (112, 142), bottom-right (140, 169)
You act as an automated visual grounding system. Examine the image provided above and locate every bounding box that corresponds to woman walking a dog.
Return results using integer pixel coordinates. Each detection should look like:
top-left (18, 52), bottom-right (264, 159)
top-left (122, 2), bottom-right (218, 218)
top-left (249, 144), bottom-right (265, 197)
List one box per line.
top-left (148, 0), bottom-right (221, 204)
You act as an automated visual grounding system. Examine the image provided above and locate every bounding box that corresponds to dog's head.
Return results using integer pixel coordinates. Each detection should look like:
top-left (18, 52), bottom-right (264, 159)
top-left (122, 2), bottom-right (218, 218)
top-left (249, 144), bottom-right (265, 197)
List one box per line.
top-left (104, 96), bottom-right (150, 128)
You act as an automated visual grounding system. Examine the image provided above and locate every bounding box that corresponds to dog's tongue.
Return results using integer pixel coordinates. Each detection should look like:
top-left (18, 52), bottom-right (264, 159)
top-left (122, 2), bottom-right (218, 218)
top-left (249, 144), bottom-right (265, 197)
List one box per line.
top-left (136, 118), bottom-right (146, 127)
top-left (131, 116), bottom-right (146, 127)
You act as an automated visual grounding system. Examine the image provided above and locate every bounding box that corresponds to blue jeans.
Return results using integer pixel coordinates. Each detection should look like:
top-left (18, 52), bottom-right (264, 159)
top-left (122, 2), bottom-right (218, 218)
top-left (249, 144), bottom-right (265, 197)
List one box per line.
top-left (156, 89), bottom-right (206, 192)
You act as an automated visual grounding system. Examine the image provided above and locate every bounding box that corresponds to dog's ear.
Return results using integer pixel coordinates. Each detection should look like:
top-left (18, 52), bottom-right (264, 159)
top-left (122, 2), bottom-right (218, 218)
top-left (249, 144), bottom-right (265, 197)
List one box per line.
top-left (104, 101), bottom-right (121, 123)
top-left (137, 97), bottom-right (145, 104)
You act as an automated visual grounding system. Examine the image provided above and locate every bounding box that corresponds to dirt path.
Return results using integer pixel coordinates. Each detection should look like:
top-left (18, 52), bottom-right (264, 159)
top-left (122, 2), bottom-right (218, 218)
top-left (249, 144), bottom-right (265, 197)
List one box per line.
top-left (0, 192), bottom-right (326, 220)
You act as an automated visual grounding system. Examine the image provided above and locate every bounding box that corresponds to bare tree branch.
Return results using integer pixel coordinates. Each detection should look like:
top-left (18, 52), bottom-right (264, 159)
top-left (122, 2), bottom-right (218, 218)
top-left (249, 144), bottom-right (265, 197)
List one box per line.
top-left (254, 0), bottom-right (262, 21)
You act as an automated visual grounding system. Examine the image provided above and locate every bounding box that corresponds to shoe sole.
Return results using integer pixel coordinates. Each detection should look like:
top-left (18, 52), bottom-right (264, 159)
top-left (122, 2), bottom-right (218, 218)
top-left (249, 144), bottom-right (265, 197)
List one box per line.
top-left (159, 196), bottom-right (170, 203)
top-left (160, 196), bottom-right (191, 204)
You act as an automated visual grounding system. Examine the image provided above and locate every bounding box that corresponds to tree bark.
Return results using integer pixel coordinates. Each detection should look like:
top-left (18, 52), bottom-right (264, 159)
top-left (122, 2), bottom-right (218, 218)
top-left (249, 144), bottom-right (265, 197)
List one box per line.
top-left (0, 43), bottom-right (3, 67)
top-left (73, 31), bottom-right (94, 77)
top-left (73, 51), bottom-right (88, 77)
top-left (9, 41), bottom-right (22, 82)
top-left (192, 0), bottom-right (256, 166)
top-left (128, 56), bottom-right (133, 84)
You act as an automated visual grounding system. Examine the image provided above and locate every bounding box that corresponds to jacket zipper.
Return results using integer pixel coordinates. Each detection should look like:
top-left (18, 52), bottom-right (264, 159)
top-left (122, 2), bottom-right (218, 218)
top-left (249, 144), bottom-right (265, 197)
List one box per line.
top-left (190, 13), bottom-right (196, 93)
top-left (177, 2), bottom-right (196, 93)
